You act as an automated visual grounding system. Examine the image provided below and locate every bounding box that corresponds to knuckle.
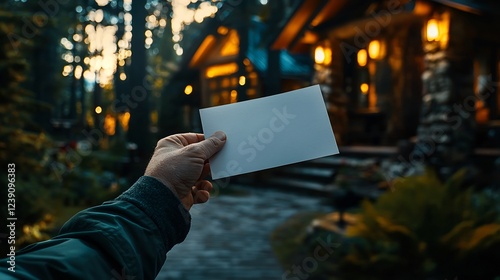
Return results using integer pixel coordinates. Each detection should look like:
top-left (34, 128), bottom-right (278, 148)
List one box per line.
top-left (184, 144), bottom-right (199, 153)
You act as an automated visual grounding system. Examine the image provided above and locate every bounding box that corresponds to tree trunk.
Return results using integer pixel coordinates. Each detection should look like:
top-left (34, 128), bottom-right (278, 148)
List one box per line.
top-left (127, 0), bottom-right (151, 159)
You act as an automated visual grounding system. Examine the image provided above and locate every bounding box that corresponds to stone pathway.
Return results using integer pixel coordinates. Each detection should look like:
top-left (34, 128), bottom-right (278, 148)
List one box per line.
top-left (156, 184), bottom-right (334, 280)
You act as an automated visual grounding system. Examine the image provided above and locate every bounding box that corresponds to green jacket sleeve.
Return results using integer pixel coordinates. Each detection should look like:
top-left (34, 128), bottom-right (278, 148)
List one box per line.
top-left (0, 176), bottom-right (191, 280)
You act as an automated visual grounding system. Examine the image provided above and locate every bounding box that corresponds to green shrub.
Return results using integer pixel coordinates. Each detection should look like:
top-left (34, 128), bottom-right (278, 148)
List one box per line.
top-left (272, 169), bottom-right (500, 279)
top-left (333, 169), bottom-right (500, 279)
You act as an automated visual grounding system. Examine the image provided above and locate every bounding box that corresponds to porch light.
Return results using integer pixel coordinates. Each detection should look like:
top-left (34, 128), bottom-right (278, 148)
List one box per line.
top-left (184, 85), bottom-right (193, 95)
top-left (239, 76), bottom-right (246, 86)
top-left (314, 46), bottom-right (325, 65)
top-left (423, 13), bottom-right (449, 50)
top-left (357, 49), bottom-right (367, 67)
top-left (95, 106), bottom-right (102, 114)
top-left (368, 40), bottom-right (385, 60)
top-left (360, 83), bottom-right (369, 94)
top-left (314, 44), bottom-right (332, 66)
top-left (426, 19), bottom-right (439, 42)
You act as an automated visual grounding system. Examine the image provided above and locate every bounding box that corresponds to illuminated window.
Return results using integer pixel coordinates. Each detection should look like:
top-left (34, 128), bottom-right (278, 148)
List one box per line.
top-left (247, 89), bottom-right (256, 97)
top-left (211, 94), bottom-right (220, 105)
top-left (357, 49), bottom-right (367, 67)
top-left (206, 69), bottom-right (259, 106)
top-left (118, 112), bottom-right (130, 131)
top-left (222, 78), bottom-right (230, 88)
top-left (221, 91), bottom-right (230, 104)
top-left (205, 63), bottom-right (238, 78)
top-left (249, 72), bottom-right (258, 87)
top-left (104, 114), bottom-right (116, 136)
top-left (230, 90), bottom-right (238, 103)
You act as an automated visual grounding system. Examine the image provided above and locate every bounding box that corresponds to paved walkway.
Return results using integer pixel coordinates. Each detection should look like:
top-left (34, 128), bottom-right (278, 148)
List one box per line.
top-left (156, 184), bottom-right (334, 280)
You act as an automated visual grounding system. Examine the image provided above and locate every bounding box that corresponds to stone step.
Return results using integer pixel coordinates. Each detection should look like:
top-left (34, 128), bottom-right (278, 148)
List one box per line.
top-left (237, 149), bottom-right (397, 193)
top-left (274, 165), bottom-right (336, 183)
top-left (261, 177), bottom-right (335, 195)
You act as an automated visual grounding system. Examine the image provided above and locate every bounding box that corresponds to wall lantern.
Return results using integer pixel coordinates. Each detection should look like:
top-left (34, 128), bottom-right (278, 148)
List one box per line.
top-left (184, 84), bottom-right (193, 95)
top-left (360, 83), bottom-right (369, 94)
top-left (95, 106), bottom-right (102, 114)
top-left (314, 43), bottom-right (332, 66)
top-left (423, 13), bottom-right (449, 50)
top-left (357, 49), bottom-right (367, 67)
top-left (238, 76), bottom-right (246, 86)
top-left (368, 40), bottom-right (385, 60)
top-left (426, 18), bottom-right (440, 42)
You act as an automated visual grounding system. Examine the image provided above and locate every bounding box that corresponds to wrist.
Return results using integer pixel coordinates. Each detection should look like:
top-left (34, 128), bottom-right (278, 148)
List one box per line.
top-left (146, 176), bottom-right (180, 199)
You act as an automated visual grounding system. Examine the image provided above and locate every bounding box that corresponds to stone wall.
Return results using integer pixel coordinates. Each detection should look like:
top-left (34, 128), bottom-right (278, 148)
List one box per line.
top-left (414, 9), bottom-right (475, 179)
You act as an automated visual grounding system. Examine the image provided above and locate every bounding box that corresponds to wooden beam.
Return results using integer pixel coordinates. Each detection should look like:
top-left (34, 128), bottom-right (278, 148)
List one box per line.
top-left (271, 0), bottom-right (325, 50)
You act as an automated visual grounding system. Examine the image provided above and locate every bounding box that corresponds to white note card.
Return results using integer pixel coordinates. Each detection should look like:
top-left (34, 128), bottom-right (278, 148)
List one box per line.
top-left (199, 84), bottom-right (339, 179)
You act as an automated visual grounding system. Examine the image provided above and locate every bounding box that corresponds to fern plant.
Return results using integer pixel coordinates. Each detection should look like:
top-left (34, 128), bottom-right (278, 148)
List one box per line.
top-left (332, 169), bottom-right (500, 279)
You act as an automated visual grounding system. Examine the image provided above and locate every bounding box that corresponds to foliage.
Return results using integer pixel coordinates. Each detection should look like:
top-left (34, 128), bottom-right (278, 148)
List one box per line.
top-left (271, 169), bottom-right (500, 279)
top-left (270, 212), bottom-right (328, 267)
top-left (0, 7), bottom-right (121, 252)
top-left (0, 19), bottom-right (60, 253)
top-left (331, 169), bottom-right (500, 279)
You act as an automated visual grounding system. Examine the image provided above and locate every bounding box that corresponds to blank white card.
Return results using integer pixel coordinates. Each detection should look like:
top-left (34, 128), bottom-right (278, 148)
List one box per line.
top-left (199, 84), bottom-right (339, 179)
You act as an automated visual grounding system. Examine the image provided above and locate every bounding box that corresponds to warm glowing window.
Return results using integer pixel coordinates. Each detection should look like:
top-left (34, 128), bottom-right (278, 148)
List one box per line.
top-left (222, 78), bottom-right (230, 88)
top-left (357, 49), bottom-right (367, 67)
top-left (205, 63), bottom-right (238, 78)
top-left (118, 112), bottom-right (130, 131)
top-left (230, 90), bottom-right (238, 103)
top-left (104, 114), bottom-right (116, 136)
top-left (205, 59), bottom-right (260, 106)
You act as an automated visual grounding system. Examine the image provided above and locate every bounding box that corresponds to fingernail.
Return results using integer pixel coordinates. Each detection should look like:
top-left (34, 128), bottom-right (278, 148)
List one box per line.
top-left (214, 131), bottom-right (226, 141)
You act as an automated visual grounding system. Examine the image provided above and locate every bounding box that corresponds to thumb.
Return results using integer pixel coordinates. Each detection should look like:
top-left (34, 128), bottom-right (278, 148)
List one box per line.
top-left (191, 131), bottom-right (226, 160)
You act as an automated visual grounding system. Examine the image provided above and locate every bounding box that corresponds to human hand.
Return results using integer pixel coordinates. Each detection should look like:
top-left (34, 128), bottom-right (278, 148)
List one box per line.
top-left (145, 131), bottom-right (226, 210)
